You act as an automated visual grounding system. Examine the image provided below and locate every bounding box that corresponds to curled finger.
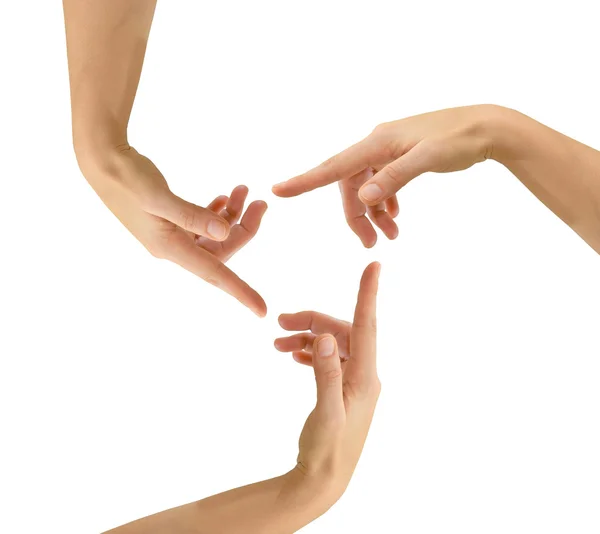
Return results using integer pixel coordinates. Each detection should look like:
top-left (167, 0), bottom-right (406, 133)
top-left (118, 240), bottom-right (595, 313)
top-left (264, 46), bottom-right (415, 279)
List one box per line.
top-left (366, 203), bottom-right (399, 240)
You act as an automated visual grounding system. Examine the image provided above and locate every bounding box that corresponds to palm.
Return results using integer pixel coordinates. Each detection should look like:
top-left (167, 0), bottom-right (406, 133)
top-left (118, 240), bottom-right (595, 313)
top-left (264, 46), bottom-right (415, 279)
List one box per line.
top-left (91, 147), bottom-right (268, 316)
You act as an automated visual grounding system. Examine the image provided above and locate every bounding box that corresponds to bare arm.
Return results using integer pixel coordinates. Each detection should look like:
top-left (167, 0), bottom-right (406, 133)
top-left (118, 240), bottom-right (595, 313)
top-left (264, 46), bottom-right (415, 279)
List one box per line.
top-left (105, 264), bottom-right (382, 533)
top-left (105, 471), bottom-right (330, 534)
top-left (63, 0), bottom-right (268, 316)
top-left (274, 105), bottom-right (600, 254)
top-left (492, 107), bottom-right (600, 253)
top-left (63, 0), bottom-right (156, 157)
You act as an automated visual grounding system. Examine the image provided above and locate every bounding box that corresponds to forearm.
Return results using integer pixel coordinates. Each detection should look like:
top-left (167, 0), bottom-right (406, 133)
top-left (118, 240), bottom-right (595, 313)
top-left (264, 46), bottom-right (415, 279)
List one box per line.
top-left (487, 106), bottom-right (600, 253)
top-left (63, 0), bottom-right (157, 162)
top-left (104, 468), bottom-right (335, 534)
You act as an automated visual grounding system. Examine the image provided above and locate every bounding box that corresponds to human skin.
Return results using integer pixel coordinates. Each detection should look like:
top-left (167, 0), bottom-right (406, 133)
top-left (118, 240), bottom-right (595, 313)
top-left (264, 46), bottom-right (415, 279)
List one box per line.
top-left (273, 105), bottom-right (600, 254)
top-left (63, 0), bottom-right (268, 317)
top-left (105, 263), bottom-right (382, 534)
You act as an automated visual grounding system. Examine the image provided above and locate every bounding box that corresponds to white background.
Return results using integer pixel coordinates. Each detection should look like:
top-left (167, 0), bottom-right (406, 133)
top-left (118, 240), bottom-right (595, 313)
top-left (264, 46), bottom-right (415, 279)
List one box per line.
top-left (1, 1), bottom-right (599, 533)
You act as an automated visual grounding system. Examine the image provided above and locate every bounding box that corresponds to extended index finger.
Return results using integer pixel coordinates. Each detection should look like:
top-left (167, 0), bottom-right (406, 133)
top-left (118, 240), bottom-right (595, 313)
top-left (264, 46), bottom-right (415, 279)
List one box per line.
top-left (351, 262), bottom-right (381, 373)
top-left (165, 228), bottom-right (267, 317)
top-left (272, 137), bottom-right (379, 198)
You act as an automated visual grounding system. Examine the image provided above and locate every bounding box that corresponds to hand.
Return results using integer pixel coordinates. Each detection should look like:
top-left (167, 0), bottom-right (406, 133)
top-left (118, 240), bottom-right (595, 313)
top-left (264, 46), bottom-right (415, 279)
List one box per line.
top-left (102, 263), bottom-right (381, 534)
top-left (275, 262), bottom-right (382, 502)
top-left (273, 105), bottom-right (498, 245)
top-left (80, 146), bottom-right (268, 316)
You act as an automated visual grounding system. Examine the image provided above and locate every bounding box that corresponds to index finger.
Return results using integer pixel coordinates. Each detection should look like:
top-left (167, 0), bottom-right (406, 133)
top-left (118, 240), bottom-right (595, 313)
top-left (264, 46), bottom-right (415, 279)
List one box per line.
top-left (350, 262), bottom-right (381, 373)
top-left (272, 137), bottom-right (380, 198)
top-left (165, 228), bottom-right (267, 317)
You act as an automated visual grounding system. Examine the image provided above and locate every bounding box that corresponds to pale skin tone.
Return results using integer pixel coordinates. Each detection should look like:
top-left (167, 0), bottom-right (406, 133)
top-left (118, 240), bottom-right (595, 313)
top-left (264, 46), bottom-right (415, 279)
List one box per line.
top-left (64, 3), bottom-right (600, 529)
top-left (274, 104), bottom-right (600, 255)
top-left (63, 0), bottom-right (268, 317)
top-left (105, 263), bottom-right (381, 534)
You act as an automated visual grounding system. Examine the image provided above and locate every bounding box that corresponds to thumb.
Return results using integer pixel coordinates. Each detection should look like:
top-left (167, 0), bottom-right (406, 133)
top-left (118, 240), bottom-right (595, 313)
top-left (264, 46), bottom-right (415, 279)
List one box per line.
top-left (154, 194), bottom-right (231, 241)
top-left (313, 334), bottom-right (344, 420)
top-left (358, 141), bottom-right (436, 206)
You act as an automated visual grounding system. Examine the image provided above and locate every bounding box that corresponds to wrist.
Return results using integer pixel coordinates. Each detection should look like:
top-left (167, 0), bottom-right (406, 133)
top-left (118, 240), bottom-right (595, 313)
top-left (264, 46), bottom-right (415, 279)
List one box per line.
top-left (71, 118), bottom-right (129, 175)
top-left (279, 465), bottom-right (344, 519)
top-left (476, 104), bottom-right (531, 165)
top-left (72, 134), bottom-right (130, 183)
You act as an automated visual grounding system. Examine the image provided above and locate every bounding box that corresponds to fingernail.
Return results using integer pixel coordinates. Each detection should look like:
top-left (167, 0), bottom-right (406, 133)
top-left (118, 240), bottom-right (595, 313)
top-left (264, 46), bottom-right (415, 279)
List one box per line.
top-left (317, 337), bottom-right (335, 357)
top-left (272, 182), bottom-right (286, 189)
top-left (360, 183), bottom-right (384, 202)
top-left (207, 220), bottom-right (227, 240)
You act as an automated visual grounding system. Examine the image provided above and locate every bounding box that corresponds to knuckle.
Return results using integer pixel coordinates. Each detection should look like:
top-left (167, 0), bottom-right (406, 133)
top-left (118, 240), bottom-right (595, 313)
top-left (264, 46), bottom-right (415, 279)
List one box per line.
top-left (344, 375), bottom-right (381, 400)
top-left (370, 124), bottom-right (400, 160)
top-left (345, 216), bottom-right (358, 229)
top-left (380, 137), bottom-right (399, 161)
top-left (149, 222), bottom-right (181, 260)
top-left (355, 320), bottom-right (377, 334)
top-left (178, 209), bottom-right (196, 231)
top-left (345, 213), bottom-right (365, 227)
top-left (321, 155), bottom-right (343, 181)
top-left (382, 163), bottom-right (403, 186)
top-left (203, 261), bottom-right (225, 288)
top-left (323, 368), bottom-right (342, 387)
top-left (322, 154), bottom-right (338, 168)
top-left (371, 122), bottom-right (390, 136)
